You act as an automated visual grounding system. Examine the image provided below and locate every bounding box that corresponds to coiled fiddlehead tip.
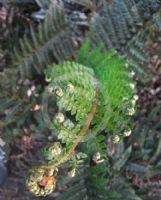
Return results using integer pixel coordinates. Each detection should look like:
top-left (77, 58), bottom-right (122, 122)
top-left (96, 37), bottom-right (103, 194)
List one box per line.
top-left (26, 166), bottom-right (57, 196)
top-left (43, 142), bottom-right (62, 161)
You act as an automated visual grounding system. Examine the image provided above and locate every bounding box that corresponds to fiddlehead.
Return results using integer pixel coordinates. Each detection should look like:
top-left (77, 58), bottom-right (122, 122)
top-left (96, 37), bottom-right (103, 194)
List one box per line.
top-left (26, 43), bottom-right (136, 196)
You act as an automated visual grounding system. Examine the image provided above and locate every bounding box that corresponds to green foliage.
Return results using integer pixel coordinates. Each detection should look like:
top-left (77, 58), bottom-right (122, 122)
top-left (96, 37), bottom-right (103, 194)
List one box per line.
top-left (44, 42), bottom-right (136, 145)
top-left (89, 0), bottom-right (161, 78)
top-left (54, 165), bottom-right (115, 200)
top-left (12, 0), bottom-right (77, 78)
top-left (7, 0), bottom-right (161, 80)
top-left (77, 42), bottom-right (136, 135)
top-left (98, 102), bottom-right (161, 200)
top-left (25, 42), bottom-right (136, 197)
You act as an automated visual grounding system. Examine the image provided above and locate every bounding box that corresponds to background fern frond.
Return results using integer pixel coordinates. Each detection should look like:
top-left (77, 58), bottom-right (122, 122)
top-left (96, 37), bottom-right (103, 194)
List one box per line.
top-left (53, 164), bottom-right (114, 200)
top-left (89, 0), bottom-right (161, 79)
top-left (12, 0), bottom-right (77, 78)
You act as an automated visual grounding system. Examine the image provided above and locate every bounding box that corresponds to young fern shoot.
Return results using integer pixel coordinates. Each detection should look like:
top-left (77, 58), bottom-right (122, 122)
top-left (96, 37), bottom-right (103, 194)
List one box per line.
top-left (26, 42), bottom-right (137, 196)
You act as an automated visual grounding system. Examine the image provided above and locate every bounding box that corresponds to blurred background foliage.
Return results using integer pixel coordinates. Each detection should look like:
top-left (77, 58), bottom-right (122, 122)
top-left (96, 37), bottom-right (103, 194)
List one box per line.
top-left (0, 0), bottom-right (161, 199)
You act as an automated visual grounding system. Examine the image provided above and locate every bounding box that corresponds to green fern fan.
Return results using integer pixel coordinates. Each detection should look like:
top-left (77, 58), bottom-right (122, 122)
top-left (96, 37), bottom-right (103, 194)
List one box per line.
top-left (26, 42), bottom-right (137, 196)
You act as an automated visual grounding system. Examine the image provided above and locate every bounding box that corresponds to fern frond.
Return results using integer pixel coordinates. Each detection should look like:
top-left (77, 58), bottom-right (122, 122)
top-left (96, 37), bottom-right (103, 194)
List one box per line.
top-left (43, 43), bottom-right (135, 148)
top-left (55, 165), bottom-right (112, 200)
top-left (89, 0), bottom-right (161, 78)
top-left (77, 42), bottom-right (135, 135)
top-left (26, 43), bottom-right (136, 196)
top-left (45, 61), bottom-right (97, 142)
top-left (12, 0), bottom-right (77, 78)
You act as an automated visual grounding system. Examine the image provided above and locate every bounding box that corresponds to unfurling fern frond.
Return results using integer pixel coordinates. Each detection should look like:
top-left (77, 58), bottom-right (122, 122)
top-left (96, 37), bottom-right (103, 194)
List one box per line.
top-left (12, 0), bottom-right (77, 78)
top-left (26, 42), bottom-right (136, 196)
top-left (77, 42), bottom-right (136, 136)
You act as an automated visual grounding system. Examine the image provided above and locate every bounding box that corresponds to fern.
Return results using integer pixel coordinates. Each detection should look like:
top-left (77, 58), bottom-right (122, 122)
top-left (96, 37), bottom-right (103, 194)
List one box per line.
top-left (10, 0), bottom-right (161, 79)
top-left (12, 0), bottom-right (77, 78)
top-left (26, 42), bottom-right (136, 196)
top-left (77, 42), bottom-right (135, 135)
top-left (125, 108), bottom-right (161, 200)
top-left (54, 165), bottom-right (117, 200)
top-left (89, 0), bottom-right (161, 78)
